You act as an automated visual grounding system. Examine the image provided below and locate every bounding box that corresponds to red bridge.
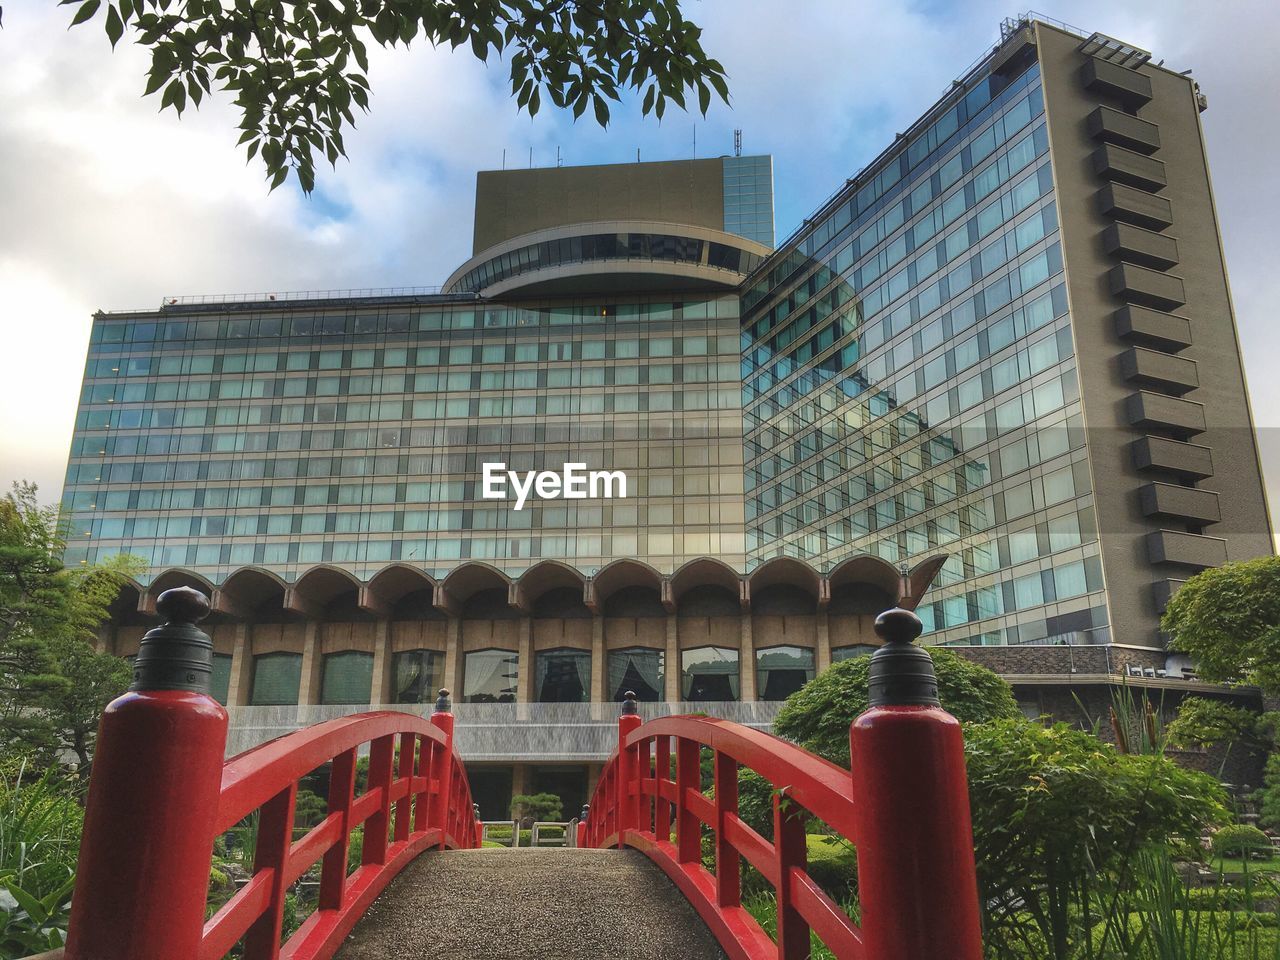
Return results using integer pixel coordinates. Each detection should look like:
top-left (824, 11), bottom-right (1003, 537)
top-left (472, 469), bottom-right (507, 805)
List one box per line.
top-left (44, 588), bottom-right (983, 960)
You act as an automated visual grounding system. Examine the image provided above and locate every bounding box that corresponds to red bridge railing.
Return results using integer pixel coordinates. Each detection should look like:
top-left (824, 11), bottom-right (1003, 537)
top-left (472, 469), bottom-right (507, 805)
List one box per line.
top-left (62, 588), bottom-right (480, 960)
top-left (579, 609), bottom-right (984, 960)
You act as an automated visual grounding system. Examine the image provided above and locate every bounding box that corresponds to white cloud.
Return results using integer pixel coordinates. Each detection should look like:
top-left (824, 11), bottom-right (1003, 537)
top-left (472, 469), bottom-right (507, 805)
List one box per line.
top-left (1, 0), bottom-right (1279, 517)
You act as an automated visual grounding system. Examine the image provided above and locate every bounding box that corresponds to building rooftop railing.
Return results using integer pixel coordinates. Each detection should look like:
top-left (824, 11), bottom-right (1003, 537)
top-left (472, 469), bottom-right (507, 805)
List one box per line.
top-left (159, 285), bottom-right (454, 306)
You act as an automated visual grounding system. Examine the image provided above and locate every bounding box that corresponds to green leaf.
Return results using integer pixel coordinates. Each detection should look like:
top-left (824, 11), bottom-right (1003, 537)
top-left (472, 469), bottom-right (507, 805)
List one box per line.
top-left (68, 0), bottom-right (100, 27)
top-left (104, 4), bottom-right (123, 47)
top-left (592, 94), bottom-right (608, 127)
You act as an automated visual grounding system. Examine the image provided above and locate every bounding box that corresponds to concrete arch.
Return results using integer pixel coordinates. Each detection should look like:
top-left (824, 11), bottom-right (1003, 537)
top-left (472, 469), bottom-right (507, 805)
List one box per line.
top-left (365, 564), bottom-right (439, 618)
top-left (141, 568), bottom-right (219, 621)
top-left (747, 557), bottom-right (823, 609)
top-left (440, 562), bottom-right (515, 618)
top-left (670, 557), bottom-right (744, 608)
top-left (514, 560), bottom-right (588, 613)
top-left (589, 558), bottom-right (668, 613)
top-left (826, 554), bottom-right (902, 601)
top-left (215, 566), bottom-right (288, 621)
top-left (107, 576), bottom-right (149, 627)
top-left (289, 564), bottom-right (367, 620)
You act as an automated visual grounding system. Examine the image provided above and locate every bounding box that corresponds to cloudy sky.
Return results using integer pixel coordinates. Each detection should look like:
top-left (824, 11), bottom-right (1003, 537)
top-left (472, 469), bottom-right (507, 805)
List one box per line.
top-left (2, 1), bottom-right (1278, 509)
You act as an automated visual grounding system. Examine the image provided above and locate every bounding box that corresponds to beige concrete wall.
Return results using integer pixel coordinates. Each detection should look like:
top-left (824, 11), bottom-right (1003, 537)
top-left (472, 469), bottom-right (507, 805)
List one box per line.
top-left (473, 158), bottom-right (726, 253)
top-left (1035, 22), bottom-right (1273, 647)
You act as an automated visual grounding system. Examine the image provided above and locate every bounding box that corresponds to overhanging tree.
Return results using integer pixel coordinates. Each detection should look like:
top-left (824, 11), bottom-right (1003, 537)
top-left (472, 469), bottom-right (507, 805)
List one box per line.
top-left (60, 0), bottom-right (731, 193)
top-left (0, 482), bottom-right (142, 775)
top-left (1162, 555), bottom-right (1280, 692)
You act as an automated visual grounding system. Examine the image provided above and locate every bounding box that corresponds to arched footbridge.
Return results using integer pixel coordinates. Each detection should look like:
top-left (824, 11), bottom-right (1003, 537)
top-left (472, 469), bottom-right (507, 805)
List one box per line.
top-left (39, 588), bottom-right (984, 960)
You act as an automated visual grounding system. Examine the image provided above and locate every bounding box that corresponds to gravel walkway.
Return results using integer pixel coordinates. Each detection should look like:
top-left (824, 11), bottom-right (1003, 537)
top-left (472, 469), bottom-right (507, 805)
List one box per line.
top-left (334, 847), bottom-right (728, 960)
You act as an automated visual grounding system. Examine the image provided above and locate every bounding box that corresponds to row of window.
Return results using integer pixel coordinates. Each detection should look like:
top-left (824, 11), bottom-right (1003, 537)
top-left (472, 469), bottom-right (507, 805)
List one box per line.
top-left (84, 333), bottom-right (739, 384)
top-left (222, 645), bottom-right (827, 707)
top-left (69, 413), bottom-right (744, 462)
top-left (73, 386), bottom-right (745, 434)
top-left (75, 496), bottom-right (745, 540)
top-left (90, 298), bottom-right (741, 346)
top-left (82, 362), bottom-right (741, 407)
top-left (70, 526), bottom-right (750, 572)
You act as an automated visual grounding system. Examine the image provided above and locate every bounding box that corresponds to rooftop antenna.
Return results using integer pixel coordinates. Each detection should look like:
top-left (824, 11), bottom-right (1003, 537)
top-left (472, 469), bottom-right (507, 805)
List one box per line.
top-left (636, 147), bottom-right (640, 162)
top-left (529, 146), bottom-right (533, 168)
top-left (502, 148), bottom-right (506, 170)
top-left (692, 124), bottom-right (697, 158)
top-left (734, 129), bottom-right (742, 157)
top-left (557, 146), bottom-right (562, 167)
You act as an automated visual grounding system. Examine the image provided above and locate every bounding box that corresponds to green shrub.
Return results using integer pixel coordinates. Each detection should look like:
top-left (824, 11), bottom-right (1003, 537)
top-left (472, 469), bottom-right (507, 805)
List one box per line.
top-left (0, 771), bottom-right (83, 956)
top-left (773, 647), bottom-right (1020, 766)
top-left (1212, 824), bottom-right (1275, 859)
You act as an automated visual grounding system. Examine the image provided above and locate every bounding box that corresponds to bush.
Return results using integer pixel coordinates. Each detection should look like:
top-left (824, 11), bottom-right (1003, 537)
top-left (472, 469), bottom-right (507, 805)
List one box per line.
top-left (773, 647), bottom-right (1020, 766)
top-left (0, 772), bottom-right (83, 956)
top-left (511, 792), bottom-right (562, 825)
top-left (1212, 824), bottom-right (1275, 859)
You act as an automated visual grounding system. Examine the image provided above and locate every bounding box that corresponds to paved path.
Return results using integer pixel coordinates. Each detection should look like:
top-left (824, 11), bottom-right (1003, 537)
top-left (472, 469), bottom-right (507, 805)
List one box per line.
top-left (334, 847), bottom-right (727, 960)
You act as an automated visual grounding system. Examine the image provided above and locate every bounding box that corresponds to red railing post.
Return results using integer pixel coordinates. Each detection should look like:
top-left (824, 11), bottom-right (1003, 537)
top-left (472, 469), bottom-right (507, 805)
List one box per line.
top-left (394, 731), bottom-right (415, 843)
top-left (616, 692), bottom-right (643, 847)
top-left (363, 734), bottom-right (395, 865)
top-left (65, 588), bottom-right (228, 960)
top-left (430, 687), bottom-right (456, 848)
top-left (319, 747), bottom-right (357, 909)
top-left (850, 608), bottom-right (983, 960)
top-left (654, 734), bottom-right (672, 843)
top-left (242, 783), bottom-right (298, 960)
top-left (712, 751), bottom-right (740, 908)
top-left (773, 790), bottom-right (809, 959)
top-left (674, 737), bottom-right (700, 864)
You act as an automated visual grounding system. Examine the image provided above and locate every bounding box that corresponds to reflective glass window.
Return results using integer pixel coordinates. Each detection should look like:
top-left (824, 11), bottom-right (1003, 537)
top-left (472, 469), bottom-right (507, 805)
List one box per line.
top-left (756, 645), bottom-right (815, 701)
top-left (681, 646), bottom-right (739, 701)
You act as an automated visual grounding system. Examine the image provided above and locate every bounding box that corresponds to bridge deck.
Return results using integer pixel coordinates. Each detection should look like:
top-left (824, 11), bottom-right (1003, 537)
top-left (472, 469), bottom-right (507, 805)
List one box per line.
top-left (334, 847), bottom-right (728, 960)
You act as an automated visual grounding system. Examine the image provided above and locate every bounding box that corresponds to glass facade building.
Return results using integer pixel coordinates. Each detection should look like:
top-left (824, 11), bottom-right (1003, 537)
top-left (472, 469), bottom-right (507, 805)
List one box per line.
top-left (741, 61), bottom-right (1105, 648)
top-left (63, 17), bottom-right (1273, 815)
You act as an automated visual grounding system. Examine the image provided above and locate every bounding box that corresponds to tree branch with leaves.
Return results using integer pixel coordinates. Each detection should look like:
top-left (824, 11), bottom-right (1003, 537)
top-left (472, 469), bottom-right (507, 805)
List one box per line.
top-left (61, 0), bottom-right (730, 193)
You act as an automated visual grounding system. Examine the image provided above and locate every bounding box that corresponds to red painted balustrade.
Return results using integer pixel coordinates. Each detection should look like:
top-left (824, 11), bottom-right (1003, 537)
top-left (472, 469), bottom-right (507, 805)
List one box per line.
top-left (62, 587), bottom-right (480, 960)
top-left (580, 699), bottom-right (984, 960)
top-left (202, 710), bottom-right (481, 960)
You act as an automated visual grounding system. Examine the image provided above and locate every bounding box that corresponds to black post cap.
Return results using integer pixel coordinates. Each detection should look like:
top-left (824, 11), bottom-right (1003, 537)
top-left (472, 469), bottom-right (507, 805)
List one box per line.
top-left (867, 607), bottom-right (940, 708)
top-left (130, 586), bottom-right (214, 694)
top-left (434, 688), bottom-right (452, 712)
top-left (621, 690), bottom-right (638, 715)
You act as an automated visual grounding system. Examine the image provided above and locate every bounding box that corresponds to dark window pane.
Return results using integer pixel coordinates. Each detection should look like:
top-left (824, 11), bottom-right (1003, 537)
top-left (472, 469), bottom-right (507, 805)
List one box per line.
top-left (250, 653), bottom-right (302, 705)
